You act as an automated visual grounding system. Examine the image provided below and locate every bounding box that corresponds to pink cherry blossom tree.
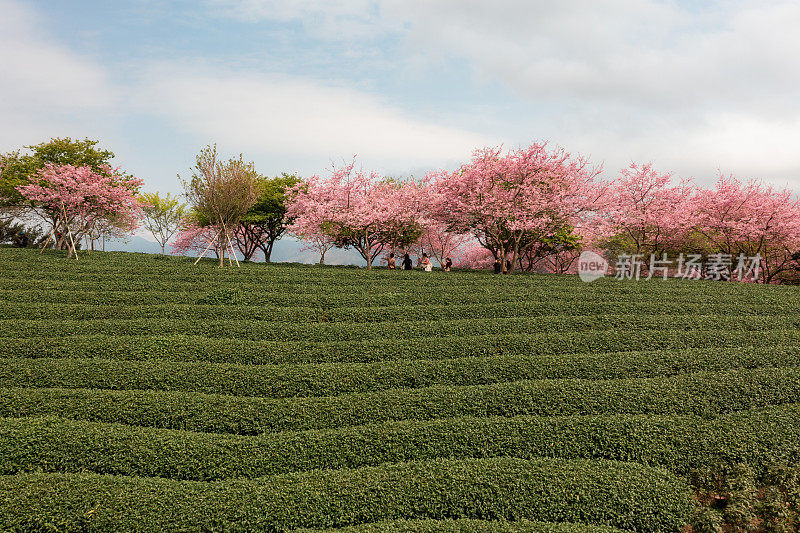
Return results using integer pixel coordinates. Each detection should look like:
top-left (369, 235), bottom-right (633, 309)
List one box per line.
top-left (16, 163), bottom-right (143, 258)
top-left (455, 241), bottom-right (495, 270)
top-left (693, 175), bottom-right (800, 283)
top-left (602, 162), bottom-right (697, 259)
top-left (170, 221), bottom-right (222, 259)
top-left (427, 143), bottom-right (605, 272)
top-left (287, 160), bottom-right (423, 269)
top-left (413, 221), bottom-right (471, 268)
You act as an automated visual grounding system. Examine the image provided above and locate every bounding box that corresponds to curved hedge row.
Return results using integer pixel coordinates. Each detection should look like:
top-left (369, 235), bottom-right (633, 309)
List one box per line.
top-left (4, 314), bottom-right (799, 343)
top-left (0, 277), bottom-right (788, 302)
top-left (6, 299), bottom-right (800, 321)
top-left (2, 255), bottom-right (792, 293)
top-left (4, 282), bottom-right (792, 307)
top-left (0, 276), bottom-right (614, 293)
top-left (2, 405), bottom-right (799, 481)
top-left (0, 457), bottom-right (693, 532)
top-left (3, 346), bottom-right (800, 398)
top-left (295, 519), bottom-right (626, 532)
top-left (4, 330), bottom-right (799, 365)
top-left (2, 368), bottom-right (799, 434)
top-left (0, 258), bottom-right (754, 286)
top-left (9, 300), bottom-right (797, 322)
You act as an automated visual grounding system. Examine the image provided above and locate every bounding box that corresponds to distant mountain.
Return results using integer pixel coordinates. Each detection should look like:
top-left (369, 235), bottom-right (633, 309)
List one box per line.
top-left (101, 236), bottom-right (165, 255)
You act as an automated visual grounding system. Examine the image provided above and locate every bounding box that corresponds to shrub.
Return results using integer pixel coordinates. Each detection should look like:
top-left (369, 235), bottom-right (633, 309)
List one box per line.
top-left (1, 368), bottom-right (799, 434)
top-left (2, 405), bottom-right (799, 482)
top-left (0, 457), bottom-right (693, 532)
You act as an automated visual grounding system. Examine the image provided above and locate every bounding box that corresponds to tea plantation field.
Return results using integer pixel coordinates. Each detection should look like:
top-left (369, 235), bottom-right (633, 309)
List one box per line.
top-left (1, 248), bottom-right (800, 531)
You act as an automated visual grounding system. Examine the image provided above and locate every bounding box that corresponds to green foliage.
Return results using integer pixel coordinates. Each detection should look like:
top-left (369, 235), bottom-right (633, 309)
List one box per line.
top-left (236, 173), bottom-right (301, 261)
top-left (2, 405), bottom-right (800, 482)
top-left (196, 287), bottom-right (241, 305)
top-left (2, 345), bottom-right (800, 398)
top-left (296, 518), bottom-right (626, 532)
top-left (139, 192), bottom-right (187, 254)
top-left (179, 144), bottom-right (258, 229)
top-left (1, 367), bottom-right (800, 434)
top-left (2, 248), bottom-right (800, 530)
top-left (689, 463), bottom-right (800, 532)
top-left (0, 137), bottom-right (118, 206)
top-left (0, 458), bottom-right (693, 532)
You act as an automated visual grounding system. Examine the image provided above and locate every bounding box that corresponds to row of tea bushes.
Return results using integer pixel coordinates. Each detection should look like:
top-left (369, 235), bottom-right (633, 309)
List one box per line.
top-left (8, 299), bottom-right (800, 321)
top-left (1, 368), bottom-right (799, 434)
top-left (5, 330), bottom-right (800, 365)
top-left (296, 518), bottom-right (626, 532)
top-left (3, 346), bottom-right (800, 398)
top-left (2, 405), bottom-right (798, 481)
top-left (0, 457), bottom-right (693, 532)
top-left (6, 314), bottom-right (800, 343)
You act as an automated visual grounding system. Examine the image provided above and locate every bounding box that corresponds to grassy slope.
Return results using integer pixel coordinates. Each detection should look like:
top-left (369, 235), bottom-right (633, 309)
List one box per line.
top-left (1, 248), bottom-right (799, 531)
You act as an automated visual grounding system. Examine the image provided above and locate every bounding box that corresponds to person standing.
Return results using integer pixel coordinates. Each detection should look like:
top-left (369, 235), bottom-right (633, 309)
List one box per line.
top-left (387, 253), bottom-right (396, 270)
top-left (443, 257), bottom-right (452, 271)
top-left (493, 259), bottom-right (502, 274)
top-left (402, 253), bottom-right (413, 270)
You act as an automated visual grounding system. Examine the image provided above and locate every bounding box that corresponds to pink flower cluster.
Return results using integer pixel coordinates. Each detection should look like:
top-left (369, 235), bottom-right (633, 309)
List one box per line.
top-left (17, 163), bottom-right (143, 242)
top-left (284, 144), bottom-right (800, 280)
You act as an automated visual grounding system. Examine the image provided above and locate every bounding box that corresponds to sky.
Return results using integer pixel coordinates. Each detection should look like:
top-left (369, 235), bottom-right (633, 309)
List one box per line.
top-left (2, 0), bottom-right (800, 199)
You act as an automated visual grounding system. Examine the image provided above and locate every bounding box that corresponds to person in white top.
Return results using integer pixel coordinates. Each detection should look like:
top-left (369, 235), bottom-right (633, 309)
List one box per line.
top-left (420, 253), bottom-right (433, 272)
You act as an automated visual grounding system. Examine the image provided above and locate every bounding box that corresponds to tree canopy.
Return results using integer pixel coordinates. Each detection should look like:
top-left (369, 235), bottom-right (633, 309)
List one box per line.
top-left (180, 145), bottom-right (258, 266)
top-left (140, 192), bottom-right (188, 255)
top-left (1, 138), bottom-right (117, 208)
top-left (234, 173), bottom-right (301, 262)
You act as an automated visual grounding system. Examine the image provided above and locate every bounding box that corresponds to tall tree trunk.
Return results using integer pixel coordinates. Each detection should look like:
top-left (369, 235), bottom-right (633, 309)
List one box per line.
top-left (363, 230), bottom-right (372, 269)
top-left (263, 238), bottom-right (276, 263)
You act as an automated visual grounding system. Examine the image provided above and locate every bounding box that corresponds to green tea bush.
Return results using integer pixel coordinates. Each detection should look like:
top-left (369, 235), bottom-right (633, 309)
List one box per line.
top-left (196, 287), bottom-right (242, 305)
top-left (295, 518), bottom-right (626, 532)
top-left (3, 248), bottom-right (800, 530)
top-left (1, 368), bottom-right (799, 434)
top-left (3, 345), bottom-right (800, 398)
top-left (4, 330), bottom-right (800, 365)
top-left (0, 457), bottom-right (694, 532)
top-left (2, 405), bottom-right (799, 481)
top-left (4, 314), bottom-right (800, 344)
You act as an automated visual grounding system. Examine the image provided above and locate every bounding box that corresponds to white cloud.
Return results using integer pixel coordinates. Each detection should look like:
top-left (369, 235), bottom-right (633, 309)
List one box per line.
top-left (387, 0), bottom-right (800, 111)
top-left (688, 113), bottom-right (800, 187)
top-left (4, 0), bottom-right (799, 189)
top-left (203, 0), bottom-right (800, 184)
top-left (136, 62), bottom-right (490, 172)
top-left (0, 0), bottom-right (118, 148)
top-left (382, 0), bottom-right (800, 184)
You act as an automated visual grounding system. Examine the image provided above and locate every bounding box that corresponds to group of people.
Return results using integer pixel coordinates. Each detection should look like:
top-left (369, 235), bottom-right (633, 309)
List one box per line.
top-left (387, 253), bottom-right (453, 272)
top-left (493, 258), bottom-right (513, 274)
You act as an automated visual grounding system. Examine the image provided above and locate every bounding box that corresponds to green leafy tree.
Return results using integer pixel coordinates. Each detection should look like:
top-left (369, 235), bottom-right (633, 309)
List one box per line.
top-left (0, 137), bottom-right (116, 208)
top-left (140, 192), bottom-right (188, 254)
top-left (0, 138), bottom-right (142, 252)
top-left (180, 144), bottom-right (258, 267)
top-left (234, 173), bottom-right (301, 262)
